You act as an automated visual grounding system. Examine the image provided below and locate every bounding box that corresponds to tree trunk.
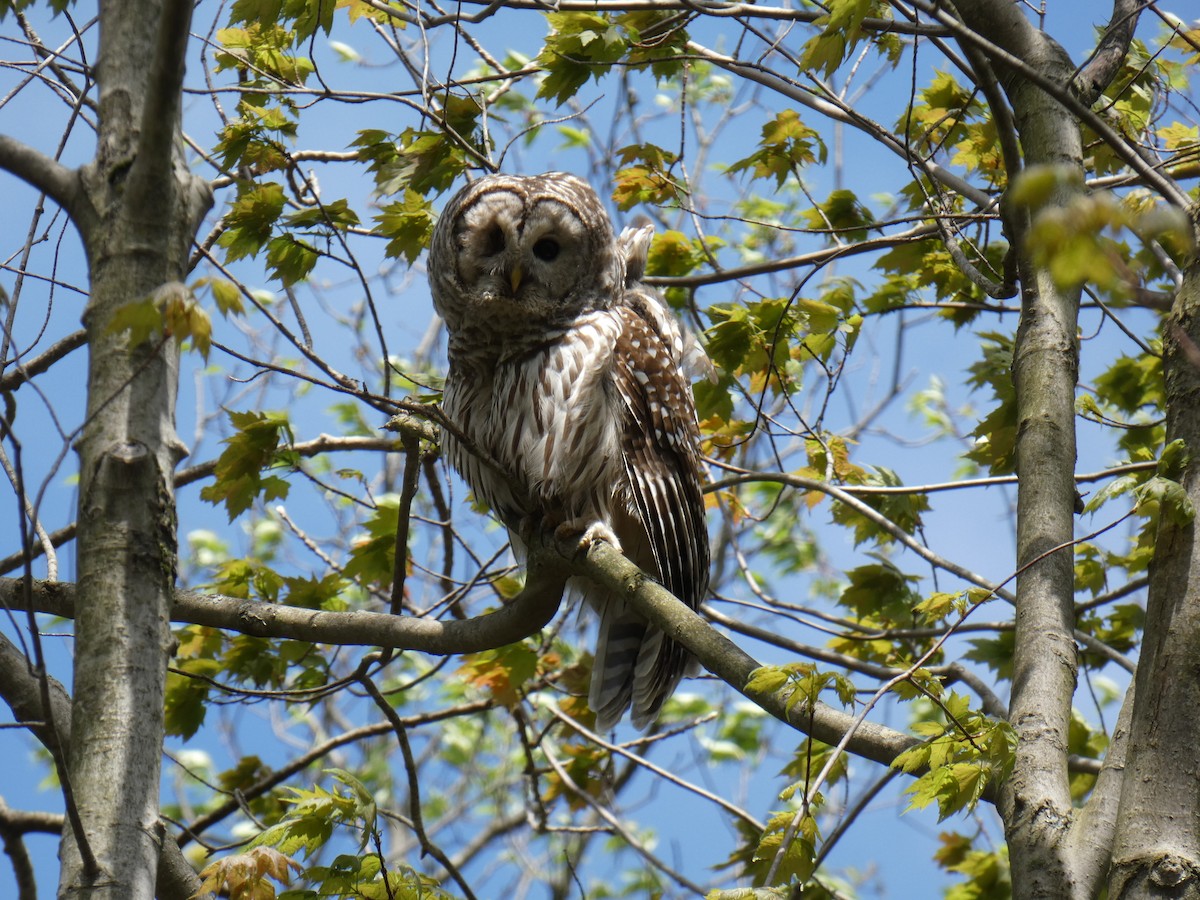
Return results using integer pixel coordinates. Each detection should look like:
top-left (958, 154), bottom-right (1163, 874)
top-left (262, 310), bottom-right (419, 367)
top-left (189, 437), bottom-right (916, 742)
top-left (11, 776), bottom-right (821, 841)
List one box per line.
top-left (57, 2), bottom-right (210, 897)
top-left (948, 2), bottom-right (1085, 896)
top-left (1109, 232), bottom-right (1200, 899)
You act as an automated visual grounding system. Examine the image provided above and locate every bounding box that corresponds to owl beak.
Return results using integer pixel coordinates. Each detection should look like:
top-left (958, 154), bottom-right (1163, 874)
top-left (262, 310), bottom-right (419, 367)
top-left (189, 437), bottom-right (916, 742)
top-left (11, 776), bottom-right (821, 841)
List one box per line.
top-left (509, 264), bottom-right (524, 295)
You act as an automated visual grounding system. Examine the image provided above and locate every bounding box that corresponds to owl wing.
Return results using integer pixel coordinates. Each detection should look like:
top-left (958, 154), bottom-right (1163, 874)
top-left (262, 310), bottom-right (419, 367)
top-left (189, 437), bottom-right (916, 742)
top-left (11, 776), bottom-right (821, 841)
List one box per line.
top-left (590, 304), bottom-right (709, 729)
top-left (613, 305), bottom-right (709, 610)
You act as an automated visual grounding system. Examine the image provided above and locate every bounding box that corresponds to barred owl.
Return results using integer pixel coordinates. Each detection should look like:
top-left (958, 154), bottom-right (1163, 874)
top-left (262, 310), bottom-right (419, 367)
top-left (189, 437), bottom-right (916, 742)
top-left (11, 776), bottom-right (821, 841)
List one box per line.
top-left (428, 172), bottom-right (710, 730)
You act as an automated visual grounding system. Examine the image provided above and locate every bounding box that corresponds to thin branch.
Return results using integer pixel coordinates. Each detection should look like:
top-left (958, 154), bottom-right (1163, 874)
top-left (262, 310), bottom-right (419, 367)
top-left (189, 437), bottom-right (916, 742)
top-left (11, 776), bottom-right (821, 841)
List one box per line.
top-left (359, 668), bottom-right (479, 900)
top-left (365, 0), bottom-right (952, 34)
top-left (174, 701), bottom-right (492, 847)
top-left (550, 706), bottom-right (765, 832)
top-left (541, 742), bottom-right (707, 895)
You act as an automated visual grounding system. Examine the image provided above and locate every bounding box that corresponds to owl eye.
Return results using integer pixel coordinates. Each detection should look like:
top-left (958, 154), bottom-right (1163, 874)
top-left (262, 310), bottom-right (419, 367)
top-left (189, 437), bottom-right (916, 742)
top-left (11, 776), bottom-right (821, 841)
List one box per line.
top-left (483, 226), bottom-right (506, 256)
top-left (532, 237), bottom-right (560, 262)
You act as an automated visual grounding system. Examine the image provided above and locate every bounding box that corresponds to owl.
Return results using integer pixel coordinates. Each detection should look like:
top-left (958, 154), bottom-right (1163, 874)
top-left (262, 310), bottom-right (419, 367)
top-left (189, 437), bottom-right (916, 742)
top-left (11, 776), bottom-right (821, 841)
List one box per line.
top-left (428, 172), bottom-right (710, 730)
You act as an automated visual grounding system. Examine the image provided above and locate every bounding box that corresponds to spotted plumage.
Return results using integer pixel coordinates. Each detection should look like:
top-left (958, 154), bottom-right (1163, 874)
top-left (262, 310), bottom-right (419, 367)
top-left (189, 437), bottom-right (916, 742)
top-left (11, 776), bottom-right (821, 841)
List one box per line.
top-left (428, 172), bottom-right (710, 730)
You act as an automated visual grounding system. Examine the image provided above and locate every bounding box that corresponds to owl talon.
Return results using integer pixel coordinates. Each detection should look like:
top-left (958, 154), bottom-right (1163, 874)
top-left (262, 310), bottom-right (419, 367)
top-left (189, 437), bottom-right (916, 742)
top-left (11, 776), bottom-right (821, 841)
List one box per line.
top-left (555, 519), bottom-right (621, 554)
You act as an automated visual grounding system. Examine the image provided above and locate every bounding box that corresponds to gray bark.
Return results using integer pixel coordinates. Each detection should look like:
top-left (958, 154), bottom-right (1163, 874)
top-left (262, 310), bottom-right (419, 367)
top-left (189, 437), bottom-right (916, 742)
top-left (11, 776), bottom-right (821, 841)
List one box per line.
top-left (947, 1), bottom-right (1085, 896)
top-left (1109, 239), bottom-right (1200, 899)
top-left (0, 630), bottom-right (203, 900)
top-left (54, 1), bottom-right (211, 897)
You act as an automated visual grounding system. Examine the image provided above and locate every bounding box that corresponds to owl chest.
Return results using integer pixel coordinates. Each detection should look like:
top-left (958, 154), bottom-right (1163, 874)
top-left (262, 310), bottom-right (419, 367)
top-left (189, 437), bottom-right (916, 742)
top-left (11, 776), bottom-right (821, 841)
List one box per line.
top-left (444, 326), bottom-right (626, 519)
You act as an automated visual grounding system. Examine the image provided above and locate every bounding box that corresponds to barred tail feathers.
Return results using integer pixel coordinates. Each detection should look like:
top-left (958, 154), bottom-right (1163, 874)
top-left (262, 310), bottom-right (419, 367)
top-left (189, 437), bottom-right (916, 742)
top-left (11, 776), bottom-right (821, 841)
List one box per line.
top-left (590, 593), bottom-right (692, 732)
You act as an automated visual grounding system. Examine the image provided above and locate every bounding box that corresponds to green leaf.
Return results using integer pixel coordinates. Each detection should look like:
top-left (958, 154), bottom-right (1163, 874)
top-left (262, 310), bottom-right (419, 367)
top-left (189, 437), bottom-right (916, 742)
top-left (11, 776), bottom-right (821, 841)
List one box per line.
top-left (107, 295), bottom-right (165, 351)
top-left (342, 497), bottom-right (401, 587)
top-left (199, 410), bottom-right (295, 520)
top-left (376, 191), bottom-right (436, 264)
top-left (266, 234), bottom-right (320, 286)
top-left (1135, 474), bottom-right (1195, 526)
top-left (750, 811), bottom-right (820, 885)
top-left (164, 658), bottom-right (221, 739)
top-left (536, 12), bottom-right (628, 103)
top-left (802, 188), bottom-right (875, 241)
top-left (218, 182), bottom-right (287, 262)
top-left (963, 332), bottom-right (1017, 474)
top-left (745, 666), bottom-right (789, 696)
top-left (613, 143), bottom-right (683, 210)
top-left (799, 0), bottom-right (877, 78)
top-left (645, 230), bottom-right (722, 278)
top-left (727, 110), bottom-right (826, 187)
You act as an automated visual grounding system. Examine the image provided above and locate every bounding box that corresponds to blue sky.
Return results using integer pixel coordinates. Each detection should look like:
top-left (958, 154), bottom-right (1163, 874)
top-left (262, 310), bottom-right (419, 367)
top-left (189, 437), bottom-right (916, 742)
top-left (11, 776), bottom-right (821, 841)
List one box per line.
top-left (0, 1), bottom-right (1187, 896)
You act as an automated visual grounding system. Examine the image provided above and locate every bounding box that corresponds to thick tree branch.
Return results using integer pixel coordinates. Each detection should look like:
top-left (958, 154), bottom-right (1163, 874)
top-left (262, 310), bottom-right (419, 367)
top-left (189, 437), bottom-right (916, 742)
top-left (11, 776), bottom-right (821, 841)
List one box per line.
top-left (942, 2), bottom-right (1095, 897)
top-left (1073, 0), bottom-right (1143, 106)
top-left (1109, 241), bottom-right (1200, 896)
top-left (0, 630), bottom-right (202, 900)
top-left (576, 541), bottom-right (916, 766)
top-left (0, 136), bottom-right (88, 228)
top-left (1, 528), bottom-right (914, 769)
top-left (1064, 676), bottom-right (1134, 897)
top-left (0, 798), bottom-right (46, 900)
top-left (0, 528), bottom-right (571, 655)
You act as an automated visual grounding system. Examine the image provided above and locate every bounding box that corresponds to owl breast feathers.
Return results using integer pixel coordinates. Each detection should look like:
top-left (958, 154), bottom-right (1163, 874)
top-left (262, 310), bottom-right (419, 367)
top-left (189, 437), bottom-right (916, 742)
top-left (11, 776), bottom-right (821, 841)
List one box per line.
top-left (428, 172), bottom-right (710, 731)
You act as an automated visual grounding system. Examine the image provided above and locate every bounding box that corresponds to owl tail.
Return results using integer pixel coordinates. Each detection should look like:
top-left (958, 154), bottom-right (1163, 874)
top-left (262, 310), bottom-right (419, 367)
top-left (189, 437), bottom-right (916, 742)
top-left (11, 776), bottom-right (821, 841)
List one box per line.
top-left (590, 600), bottom-right (688, 731)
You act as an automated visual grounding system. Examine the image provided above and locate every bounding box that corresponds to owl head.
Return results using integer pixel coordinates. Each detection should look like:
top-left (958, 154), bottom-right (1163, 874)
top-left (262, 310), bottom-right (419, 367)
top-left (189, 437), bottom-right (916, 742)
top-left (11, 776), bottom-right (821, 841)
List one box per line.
top-left (428, 172), bottom-right (623, 334)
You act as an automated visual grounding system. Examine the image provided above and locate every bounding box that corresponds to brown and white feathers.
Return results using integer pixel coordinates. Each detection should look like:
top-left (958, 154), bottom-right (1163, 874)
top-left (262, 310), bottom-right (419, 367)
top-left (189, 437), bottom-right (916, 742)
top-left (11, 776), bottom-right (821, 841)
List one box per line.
top-left (428, 172), bottom-right (710, 730)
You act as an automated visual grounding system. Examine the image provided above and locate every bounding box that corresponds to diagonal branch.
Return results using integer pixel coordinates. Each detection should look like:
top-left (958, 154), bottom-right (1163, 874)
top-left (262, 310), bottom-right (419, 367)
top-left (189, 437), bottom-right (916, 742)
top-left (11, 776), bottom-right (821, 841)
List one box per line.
top-left (575, 540), bottom-right (916, 765)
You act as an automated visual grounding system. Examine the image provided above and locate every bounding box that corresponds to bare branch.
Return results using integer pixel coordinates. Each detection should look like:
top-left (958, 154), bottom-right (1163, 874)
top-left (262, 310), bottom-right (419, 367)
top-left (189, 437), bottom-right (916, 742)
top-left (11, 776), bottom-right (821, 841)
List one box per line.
top-left (0, 135), bottom-right (85, 224)
top-left (1, 529), bottom-right (571, 655)
top-left (0, 328), bottom-right (87, 391)
top-left (0, 630), bottom-right (202, 899)
top-left (366, 0), bottom-right (952, 34)
top-left (1073, 0), bottom-right (1145, 106)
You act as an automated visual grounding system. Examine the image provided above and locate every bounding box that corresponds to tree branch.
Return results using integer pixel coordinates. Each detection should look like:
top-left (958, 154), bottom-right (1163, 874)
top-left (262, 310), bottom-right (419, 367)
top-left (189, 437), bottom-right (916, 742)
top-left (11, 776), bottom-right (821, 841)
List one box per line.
top-left (123, 0), bottom-right (195, 219)
top-left (575, 540), bottom-right (916, 765)
top-left (0, 329), bottom-right (87, 391)
top-left (2, 526), bottom-right (914, 768)
top-left (1073, 0), bottom-right (1144, 106)
top-left (0, 630), bottom-right (203, 900)
top-left (0, 136), bottom-right (86, 225)
top-left (1, 528), bottom-right (571, 655)
top-left (0, 798), bottom-right (45, 900)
